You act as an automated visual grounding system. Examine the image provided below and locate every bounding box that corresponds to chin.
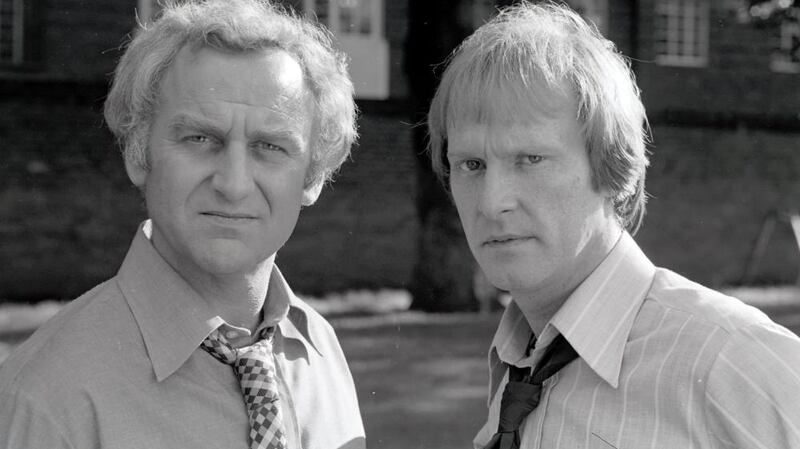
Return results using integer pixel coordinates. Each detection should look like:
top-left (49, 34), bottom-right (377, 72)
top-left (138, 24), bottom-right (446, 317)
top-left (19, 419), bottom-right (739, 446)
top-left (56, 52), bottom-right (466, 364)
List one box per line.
top-left (481, 263), bottom-right (547, 296)
top-left (479, 267), bottom-right (514, 292)
top-left (194, 242), bottom-right (263, 275)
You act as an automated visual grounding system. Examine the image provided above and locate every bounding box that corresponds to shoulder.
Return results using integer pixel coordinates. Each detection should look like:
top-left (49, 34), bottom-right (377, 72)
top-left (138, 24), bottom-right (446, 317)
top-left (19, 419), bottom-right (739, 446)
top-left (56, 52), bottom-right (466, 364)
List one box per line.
top-left (701, 310), bottom-right (800, 445)
top-left (631, 267), bottom-right (799, 379)
top-left (632, 269), bottom-right (800, 444)
top-left (0, 277), bottom-right (144, 405)
top-left (644, 268), bottom-right (776, 335)
top-left (640, 266), bottom-right (800, 364)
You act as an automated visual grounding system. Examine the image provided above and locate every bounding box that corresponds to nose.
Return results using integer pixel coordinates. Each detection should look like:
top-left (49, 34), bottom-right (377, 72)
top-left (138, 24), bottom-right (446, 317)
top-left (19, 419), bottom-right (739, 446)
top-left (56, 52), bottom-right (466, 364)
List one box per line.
top-left (478, 165), bottom-right (517, 218)
top-left (211, 142), bottom-right (255, 202)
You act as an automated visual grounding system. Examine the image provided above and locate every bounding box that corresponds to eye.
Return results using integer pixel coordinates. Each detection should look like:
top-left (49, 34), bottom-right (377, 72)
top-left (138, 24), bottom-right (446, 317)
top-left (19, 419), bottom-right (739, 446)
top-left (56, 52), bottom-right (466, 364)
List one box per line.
top-left (183, 134), bottom-right (212, 144)
top-left (252, 141), bottom-right (286, 154)
top-left (455, 159), bottom-right (485, 172)
top-left (521, 155), bottom-right (544, 165)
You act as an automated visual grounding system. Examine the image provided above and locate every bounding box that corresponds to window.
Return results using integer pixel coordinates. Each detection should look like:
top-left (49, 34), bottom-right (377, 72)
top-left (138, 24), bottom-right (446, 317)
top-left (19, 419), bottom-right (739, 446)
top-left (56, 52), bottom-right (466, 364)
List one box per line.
top-left (136, 0), bottom-right (391, 99)
top-left (0, 0), bottom-right (25, 65)
top-left (654, 0), bottom-right (710, 67)
top-left (771, 19), bottom-right (800, 73)
top-left (304, 0), bottom-right (389, 99)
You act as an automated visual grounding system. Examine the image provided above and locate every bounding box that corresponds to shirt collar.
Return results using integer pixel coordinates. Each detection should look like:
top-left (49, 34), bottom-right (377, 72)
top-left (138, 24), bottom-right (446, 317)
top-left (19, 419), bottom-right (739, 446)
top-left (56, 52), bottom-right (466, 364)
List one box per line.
top-left (117, 220), bottom-right (321, 382)
top-left (488, 232), bottom-right (655, 391)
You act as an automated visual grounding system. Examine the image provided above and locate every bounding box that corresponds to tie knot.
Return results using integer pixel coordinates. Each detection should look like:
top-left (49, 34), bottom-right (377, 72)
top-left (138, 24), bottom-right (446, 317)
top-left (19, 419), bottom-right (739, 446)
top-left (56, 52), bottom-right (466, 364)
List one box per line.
top-left (201, 327), bottom-right (275, 366)
top-left (482, 334), bottom-right (578, 449)
top-left (201, 327), bottom-right (286, 449)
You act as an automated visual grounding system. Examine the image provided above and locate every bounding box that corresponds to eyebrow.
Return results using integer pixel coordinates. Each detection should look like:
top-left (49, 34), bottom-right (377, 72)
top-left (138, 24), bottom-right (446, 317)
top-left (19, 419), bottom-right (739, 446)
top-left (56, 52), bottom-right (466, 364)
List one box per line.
top-left (167, 113), bottom-right (225, 136)
top-left (168, 113), bottom-right (307, 153)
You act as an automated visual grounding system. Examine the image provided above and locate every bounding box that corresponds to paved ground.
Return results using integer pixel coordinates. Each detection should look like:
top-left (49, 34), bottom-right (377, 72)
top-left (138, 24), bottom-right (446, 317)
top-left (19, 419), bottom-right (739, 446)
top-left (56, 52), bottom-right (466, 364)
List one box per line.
top-left (332, 292), bottom-right (800, 449)
top-left (332, 312), bottom-right (500, 449)
top-left (2, 292), bottom-right (800, 449)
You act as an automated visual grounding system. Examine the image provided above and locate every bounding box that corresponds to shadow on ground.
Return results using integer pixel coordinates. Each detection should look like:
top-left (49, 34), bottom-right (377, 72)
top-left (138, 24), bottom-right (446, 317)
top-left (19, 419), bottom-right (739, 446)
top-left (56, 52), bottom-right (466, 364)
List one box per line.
top-left (332, 312), bottom-right (500, 449)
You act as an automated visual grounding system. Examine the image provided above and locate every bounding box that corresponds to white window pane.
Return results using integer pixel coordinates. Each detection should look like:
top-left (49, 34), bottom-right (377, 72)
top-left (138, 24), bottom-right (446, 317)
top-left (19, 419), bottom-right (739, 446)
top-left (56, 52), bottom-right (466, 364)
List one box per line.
top-left (655, 0), bottom-right (708, 67)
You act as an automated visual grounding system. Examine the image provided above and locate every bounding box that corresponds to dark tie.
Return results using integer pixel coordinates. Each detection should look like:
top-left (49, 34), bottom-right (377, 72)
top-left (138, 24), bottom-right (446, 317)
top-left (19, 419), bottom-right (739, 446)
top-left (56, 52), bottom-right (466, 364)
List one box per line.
top-left (201, 327), bottom-right (287, 449)
top-left (483, 334), bottom-right (578, 449)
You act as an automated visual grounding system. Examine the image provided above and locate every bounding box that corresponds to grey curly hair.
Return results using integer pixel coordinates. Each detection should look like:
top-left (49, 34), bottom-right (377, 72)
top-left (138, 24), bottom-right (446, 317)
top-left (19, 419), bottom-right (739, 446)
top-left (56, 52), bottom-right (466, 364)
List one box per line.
top-left (104, 0), bottom-right (357, 195)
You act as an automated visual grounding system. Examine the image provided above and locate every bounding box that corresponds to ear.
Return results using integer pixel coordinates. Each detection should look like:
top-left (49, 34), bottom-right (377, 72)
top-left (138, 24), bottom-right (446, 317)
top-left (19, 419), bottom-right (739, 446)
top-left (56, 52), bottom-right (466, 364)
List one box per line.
top-left (125, 157), bottom-right (148, 188)
top-left (301, 180), bottom-right (324, 206)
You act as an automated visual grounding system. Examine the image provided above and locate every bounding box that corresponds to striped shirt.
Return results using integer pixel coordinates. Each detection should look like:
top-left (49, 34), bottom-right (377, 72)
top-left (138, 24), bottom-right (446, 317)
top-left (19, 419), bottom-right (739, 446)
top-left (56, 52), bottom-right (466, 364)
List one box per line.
top-left (475, 232), bottom-right (800, 449)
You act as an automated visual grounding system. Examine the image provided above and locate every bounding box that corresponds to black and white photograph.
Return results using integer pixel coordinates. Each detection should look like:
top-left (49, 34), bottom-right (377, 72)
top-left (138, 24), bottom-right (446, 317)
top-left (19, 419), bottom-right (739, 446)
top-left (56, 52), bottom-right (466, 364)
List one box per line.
top-left (1, 0), bottom-right (799, 448)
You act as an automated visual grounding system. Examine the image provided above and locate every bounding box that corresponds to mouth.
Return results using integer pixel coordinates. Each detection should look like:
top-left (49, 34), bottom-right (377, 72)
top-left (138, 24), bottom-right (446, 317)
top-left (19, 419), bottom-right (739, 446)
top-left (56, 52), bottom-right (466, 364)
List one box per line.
top-left (482, 235), bottom-right (534, 247)
top-left (200, 211), bottom-right (258, 221)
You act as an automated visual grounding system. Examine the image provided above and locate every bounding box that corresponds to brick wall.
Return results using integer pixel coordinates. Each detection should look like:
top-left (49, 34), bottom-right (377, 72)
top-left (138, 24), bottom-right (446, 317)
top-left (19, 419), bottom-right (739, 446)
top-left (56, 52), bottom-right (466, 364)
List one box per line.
top-left (636, 0), bottom-right (800, 120)
top-left (639, 125), bottom-right (800, 287)
top-left (0, 96), bottom-right (418, 300)
top-left (279, 107), bottom-right (418, 294)
top-left (629, 1), bottom-right (800, 286)
top-left (0, 97), bottom-right (145, 301)
top-left (2, 0), bottom-right (799, 303)
top-left (0, 0), bottom-right (419, 301)
top-left (0, 0), bottom-right (134, 81)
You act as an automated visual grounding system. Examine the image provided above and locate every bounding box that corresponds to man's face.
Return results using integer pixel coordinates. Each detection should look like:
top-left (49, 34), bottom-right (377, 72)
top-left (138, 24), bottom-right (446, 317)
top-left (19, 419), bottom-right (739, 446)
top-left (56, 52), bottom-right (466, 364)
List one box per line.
top-left (446, 86), bottom-right (621, 306)
top-left (126, 46), bottom-right (316, 279)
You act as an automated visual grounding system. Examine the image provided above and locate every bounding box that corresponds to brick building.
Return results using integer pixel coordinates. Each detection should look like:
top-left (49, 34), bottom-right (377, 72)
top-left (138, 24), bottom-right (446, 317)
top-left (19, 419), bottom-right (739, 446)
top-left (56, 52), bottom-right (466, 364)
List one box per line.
top-left (0, 0), bottom-right (798, 302)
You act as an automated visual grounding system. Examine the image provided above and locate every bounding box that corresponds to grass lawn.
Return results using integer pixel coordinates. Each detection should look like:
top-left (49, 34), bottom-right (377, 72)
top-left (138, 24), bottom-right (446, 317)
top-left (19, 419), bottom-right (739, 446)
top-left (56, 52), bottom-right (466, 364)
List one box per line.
top-left (332, 312), bottom-right (501, 449)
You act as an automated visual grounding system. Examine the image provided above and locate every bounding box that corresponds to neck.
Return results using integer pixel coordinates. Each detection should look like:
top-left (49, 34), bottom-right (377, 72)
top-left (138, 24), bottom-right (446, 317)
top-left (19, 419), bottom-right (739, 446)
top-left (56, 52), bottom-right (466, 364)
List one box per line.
top-left (513, 296), bottom-right (560, 337)
top-left (187, 258), bottom-right (275, 333)
top-left (514, 226), bottom-right (623, 337)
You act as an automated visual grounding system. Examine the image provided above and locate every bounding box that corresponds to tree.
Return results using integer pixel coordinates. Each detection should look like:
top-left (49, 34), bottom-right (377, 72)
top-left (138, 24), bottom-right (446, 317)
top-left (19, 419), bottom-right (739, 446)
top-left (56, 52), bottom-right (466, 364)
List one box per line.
top-left (743, 0), bottom-right (799, 23)
top-left (404, 0), bottom-right (481, 312)
top-left (741, 0), bottom-right (799, 63)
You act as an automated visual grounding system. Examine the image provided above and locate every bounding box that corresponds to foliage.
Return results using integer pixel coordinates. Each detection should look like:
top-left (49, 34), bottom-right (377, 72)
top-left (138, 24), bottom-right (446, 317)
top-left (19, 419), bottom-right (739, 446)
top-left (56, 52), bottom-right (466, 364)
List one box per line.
top-left (740, 0), bottom-right (800, 63)
top-left (741, 0), bottom-right (799, 25)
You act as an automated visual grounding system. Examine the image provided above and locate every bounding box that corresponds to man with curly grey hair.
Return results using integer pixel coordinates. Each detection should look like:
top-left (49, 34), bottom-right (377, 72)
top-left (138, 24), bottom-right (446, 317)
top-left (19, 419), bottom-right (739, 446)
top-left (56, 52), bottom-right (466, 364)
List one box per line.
top-left (428, 2), bottom-right (800, 449)
top-left (0, 1), bottom-right (364, 448)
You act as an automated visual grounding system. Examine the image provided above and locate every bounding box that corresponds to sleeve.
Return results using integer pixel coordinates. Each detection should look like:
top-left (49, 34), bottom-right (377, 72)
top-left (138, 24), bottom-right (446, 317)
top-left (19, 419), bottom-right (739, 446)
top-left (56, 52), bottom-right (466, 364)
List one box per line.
top-left (703, 321), bottom-right (800, 449)
top-left (0, 387), bottom-right (76, 449)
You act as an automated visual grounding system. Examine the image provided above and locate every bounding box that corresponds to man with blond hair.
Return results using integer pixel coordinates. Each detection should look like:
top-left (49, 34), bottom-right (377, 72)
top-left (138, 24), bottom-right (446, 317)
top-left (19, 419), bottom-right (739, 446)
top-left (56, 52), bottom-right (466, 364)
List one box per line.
top-left (0, 1), bottom-right (364, 448)
top-left (428, 2), bottom-right (800, 448)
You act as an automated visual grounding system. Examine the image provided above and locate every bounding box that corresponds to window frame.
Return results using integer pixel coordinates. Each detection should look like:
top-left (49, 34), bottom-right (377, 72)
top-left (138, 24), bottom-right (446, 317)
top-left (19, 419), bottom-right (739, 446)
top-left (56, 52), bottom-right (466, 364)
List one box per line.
top-left (654, 0), bottom-right (710, 68)
top-left (303, 0), bottom-right (384, 39)
top-left (0, 0), bottom-right (27, 66)
top-left (303, 0), bottom-right (390, 100)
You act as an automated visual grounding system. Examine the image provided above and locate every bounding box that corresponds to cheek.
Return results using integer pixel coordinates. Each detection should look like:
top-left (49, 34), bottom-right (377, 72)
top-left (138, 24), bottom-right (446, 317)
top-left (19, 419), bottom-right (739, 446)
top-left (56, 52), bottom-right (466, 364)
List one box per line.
top-left (449, 178), bottom-right (474, 209)
top-left (256, 169), bottom-right (306, 207)
top-left (449, 185), bottom-right (477, 233)
top-left (147, 166), bottom-right (186, 202)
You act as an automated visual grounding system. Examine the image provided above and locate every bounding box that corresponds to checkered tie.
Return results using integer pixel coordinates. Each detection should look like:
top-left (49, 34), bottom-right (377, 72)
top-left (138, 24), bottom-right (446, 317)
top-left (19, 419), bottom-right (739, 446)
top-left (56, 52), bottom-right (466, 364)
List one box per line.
top-left (201, 327), bottom-right (287, 449)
